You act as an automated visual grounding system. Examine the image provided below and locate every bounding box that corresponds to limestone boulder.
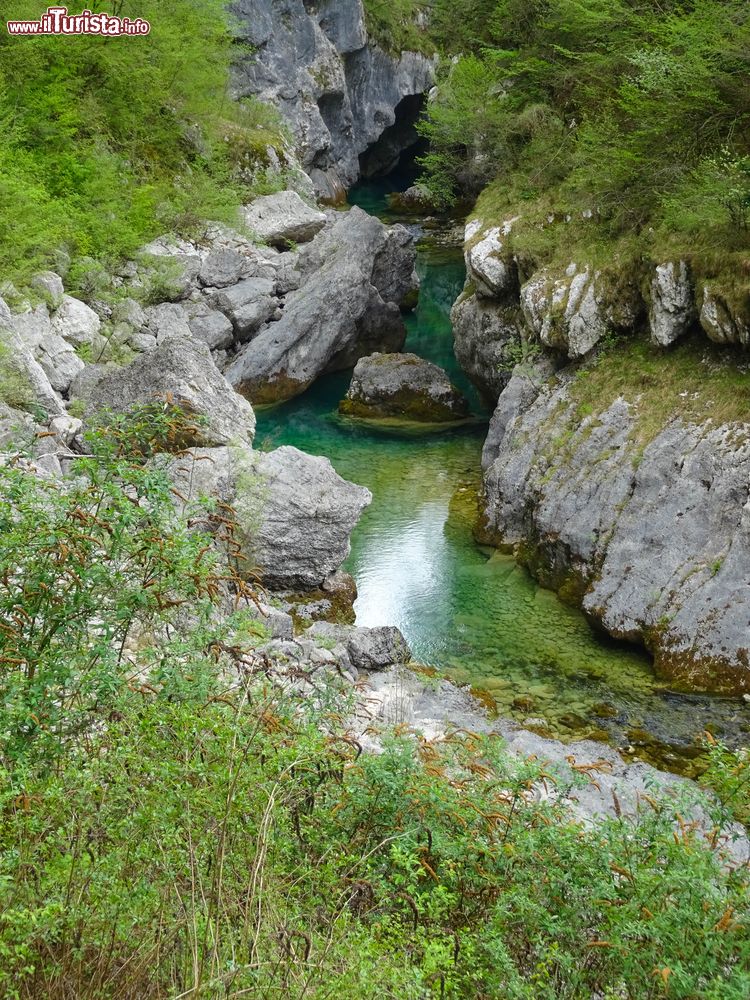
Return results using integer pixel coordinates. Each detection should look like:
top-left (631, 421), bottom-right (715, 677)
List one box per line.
top-left (73, 336), bottom-right (255, 447)
top-left (241, 190), bottom-right (326, 248)
top-left (340, 352), bottom-right (469, 422)
top-left (649, 261), bottom-right (696, 347)
top-left (162, 443), bottom-right (371, 589)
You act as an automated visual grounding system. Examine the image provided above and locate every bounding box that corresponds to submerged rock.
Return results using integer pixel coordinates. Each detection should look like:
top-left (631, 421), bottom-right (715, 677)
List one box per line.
top-left (163, 443), bottom-right (371, 590)
top-left (340, 352), bottom-right (469, 422)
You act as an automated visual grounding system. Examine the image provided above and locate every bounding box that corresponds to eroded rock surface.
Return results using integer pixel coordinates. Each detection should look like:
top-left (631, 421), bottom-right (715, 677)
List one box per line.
top-left (340, 352), bottom-right (469, 422)
top-left (74, 337), bottom-right (256, 447)
top-left (479, 364), bottom-right (750, 694)
top-left (649, 261), bottom-right (696, 347)
top-left (520, 264), bottom-right (642, 359)
top-left (451, 290), bottom-right (524, 403)
top-left (241, 190), bottom-right (326, 247)
top-left (162, 443), bottom-right (372, 590)
top-left (230, 0), bottom-right (435, 200)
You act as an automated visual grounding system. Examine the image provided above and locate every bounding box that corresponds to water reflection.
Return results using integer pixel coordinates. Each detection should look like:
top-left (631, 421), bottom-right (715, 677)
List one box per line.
top-left (255, 234), bottom-right (750, 771)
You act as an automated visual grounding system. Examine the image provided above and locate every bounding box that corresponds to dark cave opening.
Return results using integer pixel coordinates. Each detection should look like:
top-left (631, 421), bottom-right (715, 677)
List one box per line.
top-left (358, 93), bottom-right (428, 182)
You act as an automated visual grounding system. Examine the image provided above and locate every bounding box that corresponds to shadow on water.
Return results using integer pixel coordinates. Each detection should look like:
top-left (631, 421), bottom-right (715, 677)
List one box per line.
top-left (255, 176), bottom-right (750, 775)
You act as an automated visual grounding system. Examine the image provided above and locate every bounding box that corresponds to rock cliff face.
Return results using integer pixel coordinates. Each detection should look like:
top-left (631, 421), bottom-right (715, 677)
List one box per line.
top-left (229, 0), bottom-right (436, 201)
top-left (479, 361), bottom-right (750, 695)
top-left (454, 215), bottom-right (750, 694)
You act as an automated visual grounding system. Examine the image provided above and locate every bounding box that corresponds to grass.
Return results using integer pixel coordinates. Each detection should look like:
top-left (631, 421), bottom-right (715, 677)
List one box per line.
top-left (361, 0), bottom-right (435, 55)
top-left (569, 336), bottom-right (750, 448)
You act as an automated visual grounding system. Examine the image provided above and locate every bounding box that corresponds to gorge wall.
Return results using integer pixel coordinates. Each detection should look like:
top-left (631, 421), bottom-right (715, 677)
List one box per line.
top-left (229, 0), bottom-right (436, 201)
top-left (453, 214), bottom-right (750, 695)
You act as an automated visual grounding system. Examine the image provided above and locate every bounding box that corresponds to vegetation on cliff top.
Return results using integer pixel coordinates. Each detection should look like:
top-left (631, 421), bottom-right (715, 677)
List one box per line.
top-left (418, 0), bottom-right (750, 268)
top-left (0, 0), bottom-right (286, 281)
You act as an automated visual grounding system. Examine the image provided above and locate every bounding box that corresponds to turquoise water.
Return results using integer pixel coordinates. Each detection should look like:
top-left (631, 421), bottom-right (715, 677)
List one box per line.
top-left (255, 181), bottom-right (750, 772)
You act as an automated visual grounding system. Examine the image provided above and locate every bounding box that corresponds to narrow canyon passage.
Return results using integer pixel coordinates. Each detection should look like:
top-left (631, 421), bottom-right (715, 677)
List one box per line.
top-left (255, 173), bottom-right (750, 775)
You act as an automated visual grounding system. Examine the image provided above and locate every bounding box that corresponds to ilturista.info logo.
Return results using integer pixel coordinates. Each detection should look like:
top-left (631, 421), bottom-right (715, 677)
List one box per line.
top-left (6, 6), bottom-right (151, 35)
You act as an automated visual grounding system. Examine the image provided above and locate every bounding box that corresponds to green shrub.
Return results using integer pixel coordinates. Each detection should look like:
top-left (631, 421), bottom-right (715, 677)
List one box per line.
top-left (419, 0), bottom-right (750, 260)
top-left (0, 1), bottom-right (287, 281)
top-left (0, 404), bottom-right (224, 761)
top-left (0, 697), bottom-right (748, 999)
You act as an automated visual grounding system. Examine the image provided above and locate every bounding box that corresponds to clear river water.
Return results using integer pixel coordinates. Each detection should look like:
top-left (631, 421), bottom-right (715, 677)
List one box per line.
top-left (255, 176), bottom-right (750, 775)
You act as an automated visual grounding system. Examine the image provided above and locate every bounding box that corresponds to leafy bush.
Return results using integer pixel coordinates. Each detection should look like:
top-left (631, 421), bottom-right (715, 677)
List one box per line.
top-left (702, 736), bottom-right (750, 828)
top-left (0, 404), bottom-right (223, 761)
top-left (418, 0), bottom-right (750, 258)
top-left (0, 695), bottom-right (748, 999)
top-left (0, 1), bottom-right (287, 281)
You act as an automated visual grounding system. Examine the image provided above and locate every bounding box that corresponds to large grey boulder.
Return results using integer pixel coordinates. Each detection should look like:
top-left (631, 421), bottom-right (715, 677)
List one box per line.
top-left (451, 289), bottom-right (524, 403)
top-left (225, 208), bottom-right (415, 403)
top-left (649, 261), bottom-right (696, 347)
top-left (162, 443), bottom-right (371, 589)
top-left (241, 190), bottom-right (326, 248)
top-left (36, 333), bottom-right (85, 394)
top-left (229, 0), bottom-right (435, 198)
top-left (51, 295), bottom-right (103, 349)
top-left (9, 303), bottom-right (53, 352)
top-left (31, 270), bottom-right (65, 306)
top-left (187, 306), bottom-right (235, 352)
top-left (142, 302), bottom-right (193, 343)
top-left (210, 277), bottom-right (277, 340)
top-left (480, 361), bottom-right (750, 695)
top-left (340, 352), bottom-right (469, 422)
top-left (73, 336), bottom-right (255, 447)
top-left (699, 285), bottom-right (750, 345)
top-left (198, 249), bottom-right (249, 288)
top-left (464, 218), bottom-right (519, 298)
top-left (0, 400), bottom-right (36, 450)
top-left (111, 297), bottom-right (146, 332)
top-left (0, 327), bottom-right (65, 419)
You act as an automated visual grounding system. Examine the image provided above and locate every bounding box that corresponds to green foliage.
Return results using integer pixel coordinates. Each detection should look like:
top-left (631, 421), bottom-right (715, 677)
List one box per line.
top-left (0, 334), bottom-right (34, 410)
top-left (0, 403), bottom-right (222, 761)
top-left (0, 1), bottom-right (287, 281)
top-left (0, 697), bottom-right (748, 998)
top-left (419, 0), bottom-right (750, 257)
top-left (362, 0), bottom-right (433, 54)
top-left (0, 403), bottom-right (748, 997)
top-left (702, 738), bottom-right (750, 827)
